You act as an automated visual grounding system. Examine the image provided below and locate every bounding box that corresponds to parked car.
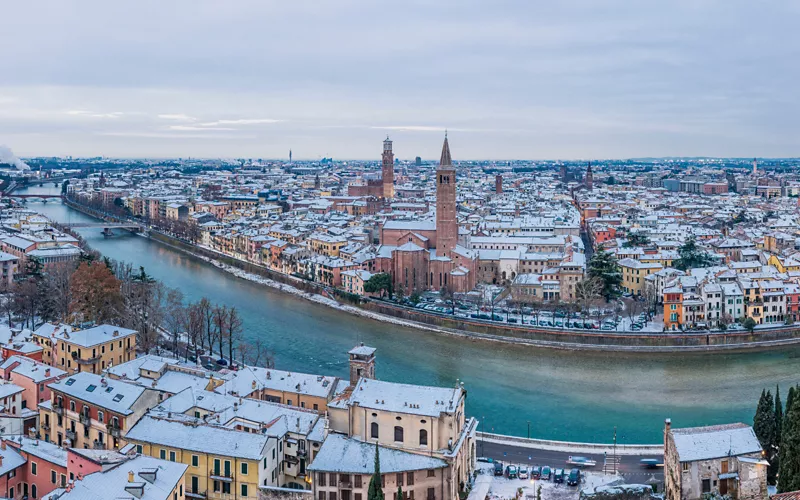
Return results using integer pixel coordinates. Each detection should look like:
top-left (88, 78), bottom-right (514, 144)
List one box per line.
top-left (531, 466), bottom-right (541, 479)
top-left (540, 466), bottom-right (551, 480)
top-left (567, 468), bottom-right (581, 486)
top-left (518, 467), bottom-right (529, 480)
top-left (494, 462), bottom-right (504, 476)
top-left (552, 469), bottom-right (565, 483)
top-left (506, 465), bottom-right (518, 479)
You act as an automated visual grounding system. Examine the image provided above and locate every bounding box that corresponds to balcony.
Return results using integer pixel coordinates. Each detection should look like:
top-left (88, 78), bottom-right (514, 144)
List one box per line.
top-left (66, 430), bottom-right (76, 441)
top-left (93, 441), bottom-right (106, 450)
top-left (186, 492), bottom-right (207, 499)
top-left (338, 481), bottom-right (352, 489)
top-left (209, 470), bottom-right (233, 482)
top-left (41, 422), bottom-right (50, 431)
top-left (297, 448), bottom-right (308, 459)
top-left (74, 355), bottom-right (102, 366)
top-left (54, 406), bottom-right (64, 415)
top-left (106, 424), bottom-right (122, 438)
top-left (79, 414), bottom-right (92, 426)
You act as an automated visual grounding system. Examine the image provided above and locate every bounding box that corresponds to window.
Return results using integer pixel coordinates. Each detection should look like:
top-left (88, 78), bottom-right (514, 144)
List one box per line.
top-left (65, 378), bottom-right (75, 386)
top-left (192, 455), bottom-right (199, 467)
top-left (98, 411), bottom-right (104, 422)
top-left (112, 394), bottom-right (124, 402)
top-left (241, 462), bottom-right (248, 475)
top-left (355, 495), bottom-right (363, 500)
top-left (419, 429), bottom-right (428, 446)
top-left (222, 482), bottom-right (231, 494)
top-left (370, 422), bottom-right (379, 439)
top-left (329, 493), bottom-right (337, 500)
top-left (241, 484), bottom-right (248, 497)
top-left (32, 485), bottom-right (37, 499)
top-left (319, 493), bottom-right (326, 500)
top-left (51, 470), bottom-right (57, 484)
top-left (681, 463), bottom-right (689, 472)
top-left (407, 472), bottom-right (414, 486)
top-left (31, 461), bottom-right (37, 475)
top-left (70, 401), bottom-right (76, 411)
top-left (702, 479), bottom-right (711, 493)
top-left (396, 473), bottom-right (404, 486)
top-left (136, 445), bottom-right (142, 454)
top-left (427, 487), bottom-right (435, 500)
top-left (86, 384), bottom-right (97, 392)
top-left (427, 469), bottom-right (435, 478)
top-left (394, 426), bottom-right (404, 442)
top-left (160, 449), bottom-right (166, 460)
top-left (169, 451), bottom-right (176, 462)
top-left (319, 473), bottom-right (327, 487)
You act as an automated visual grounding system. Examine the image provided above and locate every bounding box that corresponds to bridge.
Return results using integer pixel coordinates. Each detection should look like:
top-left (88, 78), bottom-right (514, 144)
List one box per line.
top-left (62, 222), bottom-right (141, 230)
top-left (4, 194), bottom-right (64, 199)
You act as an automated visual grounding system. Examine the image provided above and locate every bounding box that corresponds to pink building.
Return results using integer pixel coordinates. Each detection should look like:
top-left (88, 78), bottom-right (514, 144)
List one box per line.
top-left (5, 435), bottom-right (68, 499)
top-left (0, 356), bottom-right (66, 412)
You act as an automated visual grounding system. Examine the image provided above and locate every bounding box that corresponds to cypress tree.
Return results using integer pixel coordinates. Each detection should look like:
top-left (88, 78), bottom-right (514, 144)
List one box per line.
top-left (776, 385), bottom-right (784, 446)
top-left (778, 391), bottom-right (800, 492)
top-left (396, 486), bottom-right (403, 500)
top-left (368, 444), bottom-right (385, 500)
top-left (755, 389), bottom-right (779, 484)
top-left (775, 385), bottom-right (784, 480)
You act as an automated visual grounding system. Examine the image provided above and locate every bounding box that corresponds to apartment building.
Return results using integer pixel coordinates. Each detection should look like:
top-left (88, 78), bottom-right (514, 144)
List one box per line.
top-left (32, 323), bottom-right (137, 375)
top-left (41, 372), bottom-right (158, 450)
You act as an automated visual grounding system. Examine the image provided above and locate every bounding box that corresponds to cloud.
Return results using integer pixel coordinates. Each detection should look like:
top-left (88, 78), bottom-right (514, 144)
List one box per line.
top-left (168, 125), bottom-right (236, 131)
top-left (157, 113), bottom-right (196, 121)
top-left (370, 126), bottom-right (476, 133)
top-left (199, 118), bottom-right (280, 126)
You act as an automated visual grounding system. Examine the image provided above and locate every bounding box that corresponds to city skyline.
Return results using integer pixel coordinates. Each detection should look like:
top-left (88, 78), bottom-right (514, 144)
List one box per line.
top-left (2, 1), bottom-right (798, 159)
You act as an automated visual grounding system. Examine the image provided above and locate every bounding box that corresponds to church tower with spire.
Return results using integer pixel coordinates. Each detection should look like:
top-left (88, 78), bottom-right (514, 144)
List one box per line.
top-left (381, 136), bottom-right (394, 199)
top-left (585, 161), bottom-right (593, 190)
top-left (436, 134), bottom-right (458, 257)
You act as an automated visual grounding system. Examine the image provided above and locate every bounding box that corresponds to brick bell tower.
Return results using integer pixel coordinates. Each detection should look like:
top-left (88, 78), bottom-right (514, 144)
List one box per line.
top-left (436, 133), bottom-right (458, 257)
top-left (382, 136), bottom-right (394, 199)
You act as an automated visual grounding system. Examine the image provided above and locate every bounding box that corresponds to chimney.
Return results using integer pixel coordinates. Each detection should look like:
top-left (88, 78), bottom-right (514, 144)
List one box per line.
top-left (0, 440), bottom-right (5, 450)
top-left (45, 368), bottom-right (50, 377)
top-left (128, 470), bottom-right (135, 482)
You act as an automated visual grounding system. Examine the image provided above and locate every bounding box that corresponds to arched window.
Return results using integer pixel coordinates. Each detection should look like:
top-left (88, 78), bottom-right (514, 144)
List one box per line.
top-left (394, 426), bottom-right (404, 442)
top-left (371, 422), bottom-right (379, 439)
top-left (419, 429), bottom-right (428, 446)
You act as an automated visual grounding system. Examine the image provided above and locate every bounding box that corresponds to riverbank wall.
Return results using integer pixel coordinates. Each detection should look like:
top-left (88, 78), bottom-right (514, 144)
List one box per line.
top-left (63, 199), bottom-right (800, 353)
top-left (477, 432), bottom-right (661, 456)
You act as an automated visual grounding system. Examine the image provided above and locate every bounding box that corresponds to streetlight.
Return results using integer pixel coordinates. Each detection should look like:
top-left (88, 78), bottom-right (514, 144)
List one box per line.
top-left (527, 421), bottom-right (531, 439)
top-left (613, 426), bottom-right (618, 475)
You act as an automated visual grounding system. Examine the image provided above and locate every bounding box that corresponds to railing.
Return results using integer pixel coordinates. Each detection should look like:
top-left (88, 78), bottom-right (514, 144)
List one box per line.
top-left (41, 423), bottom-right (50, 431)
top-left (209, 469), bottom-right (233, 481)
top-left (79, 414), bottom-right (91, 425)
top-left (74, 355), bottom-right (102, 365)
top-left (297, 448), bottom-right (308, 458)
top-left (93, 441), bottom-right (106, 450)
top-left (66, 430), bottom-right (76, 440)
top-left (54, 406), bottom-right (64, 415)
top-left (106, 424), bottom-right (121, 438)
top-left (338, 481), bottom-right (352, 489)
top-left (186, 491), bottom-right (208, 499)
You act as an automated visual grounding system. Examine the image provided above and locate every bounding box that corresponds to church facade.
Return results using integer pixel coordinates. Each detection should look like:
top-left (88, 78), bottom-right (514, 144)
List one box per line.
top-left (375, 137), bottom-right (478, 294)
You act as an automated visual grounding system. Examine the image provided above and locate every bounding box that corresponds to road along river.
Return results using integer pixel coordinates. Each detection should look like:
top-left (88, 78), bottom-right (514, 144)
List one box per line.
top-left (15, 185), bottom-right (800, 444)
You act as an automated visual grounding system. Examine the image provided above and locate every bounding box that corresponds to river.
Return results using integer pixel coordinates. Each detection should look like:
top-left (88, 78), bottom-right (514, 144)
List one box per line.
top-left (14, 185), bottom-right (800, 444)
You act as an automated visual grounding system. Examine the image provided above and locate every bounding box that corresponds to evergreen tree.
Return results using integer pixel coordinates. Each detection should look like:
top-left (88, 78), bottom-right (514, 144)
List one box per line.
top-left (368, 443), bottom-right (384, 500)
top-left (776, 385), bottom-right (784, 447)
top-left (587, 246), bottom-right (622, 302)
top-left (674, 237), bottom-right (715, 271)
top-left (396, 486), bottom-right (403, 500)
top-left (778, 390), bottom-right (800, 492)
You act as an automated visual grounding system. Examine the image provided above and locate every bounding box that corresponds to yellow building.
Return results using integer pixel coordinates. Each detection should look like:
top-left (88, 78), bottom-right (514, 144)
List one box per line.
top-left (33, 323), bottom-right (137, 375)
top-left (618, 258), bottom-right (663, 296)
top-left (126, 415), bottom-right (276, 499)
top-left (308, 233), bottom-right (348, 257)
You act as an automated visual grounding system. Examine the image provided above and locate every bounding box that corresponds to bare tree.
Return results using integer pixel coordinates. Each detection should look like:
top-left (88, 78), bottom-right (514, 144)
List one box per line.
top-left (226, 307), bottom-right (244, 366)
top-left (165, 288), bottom-right (187, 357)
top-left (212, 304), bottom-right (229, 363)
top-left (0, 280), bottom-right (15, 327)
top-left (250, 338), bottom-right (274, 368)
top-left (575, 277), bottom-right (603, 321)
top-left (185, 302), bottom-right (205, 363)
top-left (13, 279), bottom-right (39, 329)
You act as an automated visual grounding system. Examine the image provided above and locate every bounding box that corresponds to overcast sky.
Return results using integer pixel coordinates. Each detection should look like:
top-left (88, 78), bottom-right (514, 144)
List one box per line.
top-left (1, 0), bottom-right (798, 160)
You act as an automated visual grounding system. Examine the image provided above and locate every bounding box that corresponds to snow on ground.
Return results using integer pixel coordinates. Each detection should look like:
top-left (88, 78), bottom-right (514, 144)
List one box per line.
top-left (476, 463), bottom-right (623, 500)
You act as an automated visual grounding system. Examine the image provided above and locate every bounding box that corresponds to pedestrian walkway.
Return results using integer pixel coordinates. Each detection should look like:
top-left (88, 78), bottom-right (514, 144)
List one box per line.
top-left (467, 470), bottom-right (492, 500)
